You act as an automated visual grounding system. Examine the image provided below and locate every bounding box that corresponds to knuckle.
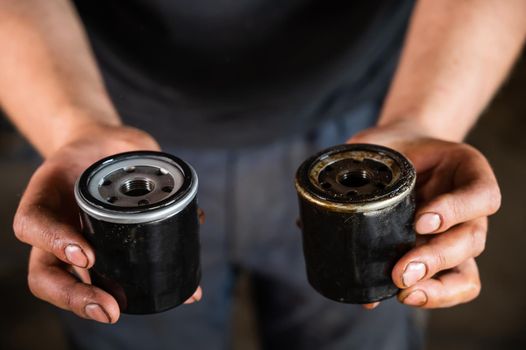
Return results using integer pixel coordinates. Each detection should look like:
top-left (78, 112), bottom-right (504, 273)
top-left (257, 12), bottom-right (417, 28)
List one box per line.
top-left (12, 210), bottom-right (30, 242)
top-left (487, 186), bottom-right (502, 214)
top-left (429, 246), bottom-right (448, 272)
top-left (81, 288), bottom-right (98, 305)
top-left (62, 284), bottom-right (76, 310)
top-left (458, 143), bottom-right (485, 161)
top-left (469, 224), bottom-right (487, 257)
top-left (49, 231), bottom-right (65, 254)
top-left (40, 226), bottom-right (63, 254)
top-left (460, 143), bottom-right (480, 156)
top-left (27, 272), bottom-right (40, 298)
top-left (439, 193), bottom-right (460, 229)
top-left (466, 281), bottom-right (482, 302)
top-left (463, 262), bottom-right (482, 303)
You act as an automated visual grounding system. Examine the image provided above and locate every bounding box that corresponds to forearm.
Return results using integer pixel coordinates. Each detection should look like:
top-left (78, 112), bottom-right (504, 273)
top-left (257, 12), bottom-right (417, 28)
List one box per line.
top-left (0, 0), bottom-right (120, 157)
top-left (379, 0), bottom-right (526, 141)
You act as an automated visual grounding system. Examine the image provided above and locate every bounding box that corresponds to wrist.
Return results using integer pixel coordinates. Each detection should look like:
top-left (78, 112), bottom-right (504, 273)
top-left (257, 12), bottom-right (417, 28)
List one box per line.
top-left (377, 117), bottom-right (431, 138)
top-left (350, 118), bottom-right (430, 146)
top-left (348, 117), bottom-right (464, 154)
top-left (377, 112), bottom-right (470, 143)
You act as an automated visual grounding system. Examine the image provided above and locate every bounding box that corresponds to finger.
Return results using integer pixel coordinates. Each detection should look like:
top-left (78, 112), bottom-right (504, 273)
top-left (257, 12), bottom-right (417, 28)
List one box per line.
top-left (14, 204), bottom-right (94, 268)
top-left (295, 218), bottom-right (303, 230)
top-left (184, 286), bottom-right (203, 304)
top-left (13, 162), bottom-right (95, 268)
top-left (68, 265), bottom-right (92, 284)
top-left (392, 218), bottom-right (487, 288)
top-left (28, 248), bottom-right (119, 323)
top-left (198, 208), bottom-right (206, 225)
top-left (362, 302), bottom-right (380, 310)
top-left (414, 150), bottom-right (500, 234)
top-left (398, 258), bottom-right (480, 308)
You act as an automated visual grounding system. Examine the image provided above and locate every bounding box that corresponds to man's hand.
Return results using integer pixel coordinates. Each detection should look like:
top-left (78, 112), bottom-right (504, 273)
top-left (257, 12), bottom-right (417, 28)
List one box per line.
top-left (349, 121), bottom-right (501, 308)
top-left (13, 124), bottom-right (202, 323)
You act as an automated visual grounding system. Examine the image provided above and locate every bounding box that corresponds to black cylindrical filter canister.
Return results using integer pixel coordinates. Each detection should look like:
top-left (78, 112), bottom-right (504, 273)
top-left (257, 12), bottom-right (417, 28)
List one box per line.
top-left (295, 143), bottom-right (416, 304)
top-left (74, 151), bottom-right (200, 314)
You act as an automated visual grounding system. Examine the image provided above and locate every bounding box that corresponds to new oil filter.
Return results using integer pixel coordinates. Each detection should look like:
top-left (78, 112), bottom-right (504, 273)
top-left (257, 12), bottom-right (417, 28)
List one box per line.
top-left (295, 143), bottom-right (416, 304)
top-left (74, 151), bottom-right (200, 314)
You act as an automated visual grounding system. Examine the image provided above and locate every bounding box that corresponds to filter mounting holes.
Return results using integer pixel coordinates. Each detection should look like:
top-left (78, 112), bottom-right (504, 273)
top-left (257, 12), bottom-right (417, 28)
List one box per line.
top-left (162, 186), bottom-right (173, 193)
top-left (320, 182), bottom-right (332, 189)
top-left (93, 162), bottom-right (184, 207)
top-left (346, 190), bottom-right (358, 197)
top-left (316, 157), bottom-right (396, 198)
top-left (138, 199), bottom-right (149, 206)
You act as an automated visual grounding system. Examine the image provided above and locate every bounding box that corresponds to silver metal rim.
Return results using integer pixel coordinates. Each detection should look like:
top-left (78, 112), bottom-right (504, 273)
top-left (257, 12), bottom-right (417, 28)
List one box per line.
top-left (74, 155), bottom-right (198, 224)
top-left (295, 144), bottom-right (416, 213)
top-left (295, 179), bottom-right (414, 213)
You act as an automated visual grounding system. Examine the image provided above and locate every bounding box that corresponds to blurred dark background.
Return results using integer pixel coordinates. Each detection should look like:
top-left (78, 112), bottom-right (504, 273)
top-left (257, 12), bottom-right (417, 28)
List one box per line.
top-left (0, 58), bottom-right (525, 350)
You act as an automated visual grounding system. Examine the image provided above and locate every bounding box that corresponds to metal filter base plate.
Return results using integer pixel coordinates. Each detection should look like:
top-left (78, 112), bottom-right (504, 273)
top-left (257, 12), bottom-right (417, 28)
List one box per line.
top-left (75, 151), bottom-right (198, 224)
top-left (89, 160), bottom-right (183, 208)
top-left (295, 144), bottom-right (415, 213)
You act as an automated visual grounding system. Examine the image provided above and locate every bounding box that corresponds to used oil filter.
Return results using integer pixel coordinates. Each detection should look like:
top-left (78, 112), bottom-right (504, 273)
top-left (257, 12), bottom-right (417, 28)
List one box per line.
top-left (74, 151), bottom-right (200, 314)
top-left (295, 143), bottom-right (416, 303)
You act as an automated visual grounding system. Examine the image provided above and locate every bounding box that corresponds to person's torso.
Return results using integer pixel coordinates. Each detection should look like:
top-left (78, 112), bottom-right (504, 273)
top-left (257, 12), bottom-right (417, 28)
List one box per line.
top-left (74, 0), bottom-right (414, 148)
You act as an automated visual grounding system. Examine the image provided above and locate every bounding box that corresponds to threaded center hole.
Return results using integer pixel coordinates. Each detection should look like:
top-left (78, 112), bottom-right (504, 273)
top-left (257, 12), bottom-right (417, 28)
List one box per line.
top-left (120, 178), bottom-right (155, 197)
top-left (338, 170), bottom-right (370, 188)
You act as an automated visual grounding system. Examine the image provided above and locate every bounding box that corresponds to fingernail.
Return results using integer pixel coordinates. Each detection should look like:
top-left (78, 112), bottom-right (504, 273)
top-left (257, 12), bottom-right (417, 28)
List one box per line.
top-left (184, 296), bottom-right (199, 305)
top-left (85, 303), bottom-right (111, 323)
top-left (402, 290), bottom-right (427, 306)
top-left (363, 302), bottom-right (380, 310)
top-left (415, 213), bottom-right (441, 233)
top-left (193, 287), bottom-right (202, 302)
top-left (197, 208), bottom-right (205, 225)
top-left (402, 262), bottom-right (426, 287)
top-left (65, 244), bottom-right (89, 268)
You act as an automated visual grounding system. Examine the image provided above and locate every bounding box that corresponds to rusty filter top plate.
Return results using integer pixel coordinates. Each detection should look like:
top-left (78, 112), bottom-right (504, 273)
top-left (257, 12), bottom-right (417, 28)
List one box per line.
top-left (295, 144), bottom-right (415, 213)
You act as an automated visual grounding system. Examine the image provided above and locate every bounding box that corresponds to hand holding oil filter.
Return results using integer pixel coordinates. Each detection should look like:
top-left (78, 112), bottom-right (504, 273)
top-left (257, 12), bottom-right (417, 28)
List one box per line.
top-left (295, 144), bottom-right (416, 304)
top-left (74, 151), bottom-right (200, 314)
